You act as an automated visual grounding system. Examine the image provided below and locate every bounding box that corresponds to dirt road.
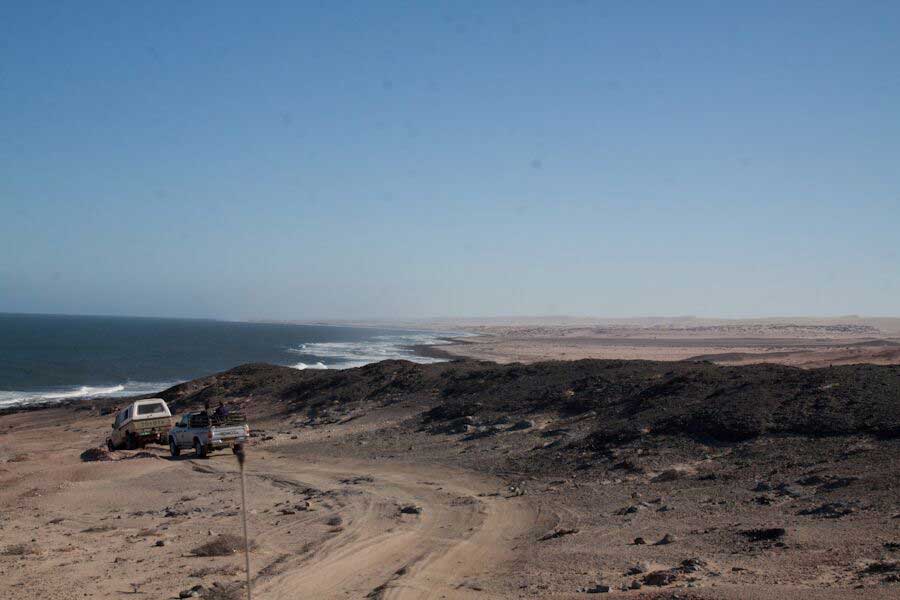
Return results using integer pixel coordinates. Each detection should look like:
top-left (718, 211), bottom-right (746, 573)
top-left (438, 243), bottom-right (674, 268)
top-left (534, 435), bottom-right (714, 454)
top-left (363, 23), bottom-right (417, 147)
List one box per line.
top-left (0, 409), bottom-right (541, 600)
top-left (246, 458), bottom-right (536, 599)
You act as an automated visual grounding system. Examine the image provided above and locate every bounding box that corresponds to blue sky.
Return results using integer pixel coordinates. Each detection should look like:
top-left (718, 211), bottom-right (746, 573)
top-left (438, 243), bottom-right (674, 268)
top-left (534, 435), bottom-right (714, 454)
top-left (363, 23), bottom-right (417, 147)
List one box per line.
top-left (2, 1), bottom-right (898, 320)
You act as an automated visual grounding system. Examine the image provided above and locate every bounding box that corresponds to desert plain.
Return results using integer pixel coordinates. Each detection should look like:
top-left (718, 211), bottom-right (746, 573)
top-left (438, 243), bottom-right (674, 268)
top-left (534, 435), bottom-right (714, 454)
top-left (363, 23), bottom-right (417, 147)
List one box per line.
top-left (1, 317), bottom-right (899, 600)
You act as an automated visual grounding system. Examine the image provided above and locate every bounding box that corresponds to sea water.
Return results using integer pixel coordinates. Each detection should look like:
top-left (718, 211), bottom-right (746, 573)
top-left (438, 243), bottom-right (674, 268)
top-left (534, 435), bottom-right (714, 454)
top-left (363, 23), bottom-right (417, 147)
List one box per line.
top-left (0, 313), bottom-right (447, 408)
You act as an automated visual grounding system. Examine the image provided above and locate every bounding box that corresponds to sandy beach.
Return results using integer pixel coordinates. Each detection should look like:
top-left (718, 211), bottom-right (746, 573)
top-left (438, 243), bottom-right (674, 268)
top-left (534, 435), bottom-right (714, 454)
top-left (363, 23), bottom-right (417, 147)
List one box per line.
top-left (406, 317), bottom-right (900, 367)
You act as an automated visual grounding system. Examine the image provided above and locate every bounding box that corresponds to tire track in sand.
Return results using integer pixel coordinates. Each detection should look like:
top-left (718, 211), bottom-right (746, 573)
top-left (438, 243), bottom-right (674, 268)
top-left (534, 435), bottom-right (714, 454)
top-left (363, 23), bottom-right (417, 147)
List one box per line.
top-left (248, 457), bottom-right (539, 599)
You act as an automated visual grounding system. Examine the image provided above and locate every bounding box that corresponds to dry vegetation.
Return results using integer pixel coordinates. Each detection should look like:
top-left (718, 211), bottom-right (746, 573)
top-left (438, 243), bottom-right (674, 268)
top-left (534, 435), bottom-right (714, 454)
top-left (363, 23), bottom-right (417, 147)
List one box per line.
top-left (132, 527), bottom-right (161, 538)
top-left (2, 543), bottom-right (42, 556)
top-left (200, 582), bottom-right (245, 600)
top-left (189, 565), bottom-right (241, 578)
top-left (81, 525), bottom-right (117, 533)
top-left (191, 534), bottom-right (254, 557)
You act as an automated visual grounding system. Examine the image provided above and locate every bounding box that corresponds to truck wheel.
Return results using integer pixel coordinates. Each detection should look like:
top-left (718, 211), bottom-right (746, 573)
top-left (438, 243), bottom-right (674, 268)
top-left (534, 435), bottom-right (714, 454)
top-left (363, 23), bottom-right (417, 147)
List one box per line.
top-left (194, 439), bottom-right (207, 458)
top-left (169, 438), bottom-right (180, 457)
top-left (126, 433), bottom-right (137, 450)
top-left (107, 439), bottom-right (115, 452)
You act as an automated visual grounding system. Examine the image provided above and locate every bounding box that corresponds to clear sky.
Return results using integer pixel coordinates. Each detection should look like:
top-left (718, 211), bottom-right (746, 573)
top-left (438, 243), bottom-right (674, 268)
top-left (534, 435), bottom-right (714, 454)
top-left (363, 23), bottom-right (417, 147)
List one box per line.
top-left (2, 1), bottom-right (898, 320)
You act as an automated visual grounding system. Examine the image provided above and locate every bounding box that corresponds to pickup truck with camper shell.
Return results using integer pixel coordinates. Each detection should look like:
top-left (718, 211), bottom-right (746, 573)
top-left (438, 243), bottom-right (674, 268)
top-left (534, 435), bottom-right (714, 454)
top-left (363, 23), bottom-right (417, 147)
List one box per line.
top-left (107, 399), bottom-right (174, 450)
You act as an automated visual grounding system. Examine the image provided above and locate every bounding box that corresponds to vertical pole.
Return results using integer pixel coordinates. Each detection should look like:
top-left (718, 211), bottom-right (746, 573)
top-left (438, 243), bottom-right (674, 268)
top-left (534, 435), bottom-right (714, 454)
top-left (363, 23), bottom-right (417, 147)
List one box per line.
top-left (234, 444), bottom-right (251, 600)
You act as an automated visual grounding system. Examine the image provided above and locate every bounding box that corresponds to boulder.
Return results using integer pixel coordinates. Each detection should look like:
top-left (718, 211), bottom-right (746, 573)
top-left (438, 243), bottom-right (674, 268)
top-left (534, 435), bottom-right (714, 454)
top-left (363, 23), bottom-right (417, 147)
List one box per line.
top-left (539, 528), bottom-right (579, 541)
top-left (626, 561), bottom-right (651, 575)
top-left (643, 570), bottom-right (678, 586)
top-left (444, 416), bottom-right (477, 434)
top-left (80, 447), bottom-right (113, 462)
top-left (798, 503), bottom-right (855, 519)
top-left (680, 557), bottom-right (707, 573)
top-left (740, 527), bottom-right (786, 542)
top-left (179, 584), bottom-right (204, 598)
top-left (656, 533), bottom-right (676, 545)
top-left (652, 469), bottom-right (683, 483)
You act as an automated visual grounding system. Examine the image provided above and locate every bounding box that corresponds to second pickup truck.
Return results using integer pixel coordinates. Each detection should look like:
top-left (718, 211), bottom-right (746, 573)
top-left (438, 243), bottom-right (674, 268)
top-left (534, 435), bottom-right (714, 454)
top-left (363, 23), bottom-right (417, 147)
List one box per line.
top-left (168, 411), bottom-right (249, 458)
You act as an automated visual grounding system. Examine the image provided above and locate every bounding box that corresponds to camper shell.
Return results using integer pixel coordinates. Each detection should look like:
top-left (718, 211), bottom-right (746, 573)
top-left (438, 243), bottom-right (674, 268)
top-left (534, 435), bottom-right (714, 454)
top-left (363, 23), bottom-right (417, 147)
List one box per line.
top-left (107, 399), bottom-right (174, 450)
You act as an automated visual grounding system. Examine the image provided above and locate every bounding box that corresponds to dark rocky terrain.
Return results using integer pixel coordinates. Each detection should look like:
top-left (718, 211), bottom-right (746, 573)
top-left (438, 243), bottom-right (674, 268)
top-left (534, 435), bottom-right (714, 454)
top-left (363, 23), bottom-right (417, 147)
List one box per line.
top-left (158, 358), bottom-right (900, 447)
top-left (155, 358), bottom-right (900, 596)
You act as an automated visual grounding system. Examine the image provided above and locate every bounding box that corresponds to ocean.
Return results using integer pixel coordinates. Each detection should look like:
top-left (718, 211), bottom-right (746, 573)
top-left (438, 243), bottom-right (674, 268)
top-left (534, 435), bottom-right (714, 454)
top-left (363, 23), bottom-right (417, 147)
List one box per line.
top-left (0, 313), bottom-right (449, 408)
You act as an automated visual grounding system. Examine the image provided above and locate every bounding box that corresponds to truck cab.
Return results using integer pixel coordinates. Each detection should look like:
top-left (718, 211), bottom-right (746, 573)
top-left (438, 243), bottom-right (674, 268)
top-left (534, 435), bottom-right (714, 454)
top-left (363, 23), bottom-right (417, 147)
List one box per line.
top-left (107, 399), bottom-right (174, 450)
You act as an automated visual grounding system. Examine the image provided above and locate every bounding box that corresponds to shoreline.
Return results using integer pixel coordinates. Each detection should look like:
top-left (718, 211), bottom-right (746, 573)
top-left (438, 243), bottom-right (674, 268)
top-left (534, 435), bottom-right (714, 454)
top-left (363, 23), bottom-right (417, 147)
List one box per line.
top-left (0, 320), bottom-right (459, 413)
top-left (406, 336), bottom-right (481, 362)
top-left (403, 325), bottom-right (900, 368)
top-left (5, 314), bottom-right (900, 417)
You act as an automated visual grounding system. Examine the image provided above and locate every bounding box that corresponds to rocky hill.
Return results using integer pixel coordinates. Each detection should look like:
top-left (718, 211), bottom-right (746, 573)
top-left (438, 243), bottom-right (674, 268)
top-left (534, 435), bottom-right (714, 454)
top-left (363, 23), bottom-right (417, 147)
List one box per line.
top-left (158, 358), bottom-right (900, 446)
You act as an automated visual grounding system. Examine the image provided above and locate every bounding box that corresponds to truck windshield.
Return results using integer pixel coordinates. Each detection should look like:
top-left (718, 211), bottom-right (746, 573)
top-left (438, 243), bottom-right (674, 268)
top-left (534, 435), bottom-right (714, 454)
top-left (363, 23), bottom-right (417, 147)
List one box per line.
top-left (137, 403), bottom-right (165, 416)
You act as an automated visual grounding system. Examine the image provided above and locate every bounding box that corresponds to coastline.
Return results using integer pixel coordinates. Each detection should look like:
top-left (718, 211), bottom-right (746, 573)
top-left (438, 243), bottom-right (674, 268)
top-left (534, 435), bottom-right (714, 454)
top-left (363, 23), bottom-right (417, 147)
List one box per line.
top-left (6, 316), bottom-right (900, 417)
top-left (405, 336), bottom-right (480, 361)
top-left (0, 316), bottom-right (455, 412)
top-left (394, 318), bottom-right (900, 367)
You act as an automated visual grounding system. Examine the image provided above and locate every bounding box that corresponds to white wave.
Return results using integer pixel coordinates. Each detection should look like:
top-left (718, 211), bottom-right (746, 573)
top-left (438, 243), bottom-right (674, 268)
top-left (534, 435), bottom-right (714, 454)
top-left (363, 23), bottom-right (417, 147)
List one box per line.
top-left (291, 361), bottom-right (328, 370)
top-left (287, 332), bottom-right (449, 370)
top-left (42, 384), bottom-right (125, 399)
top-left (0, 381), bottom-right (178, 409)
top-left (0, 330), bottom-right (458, 408)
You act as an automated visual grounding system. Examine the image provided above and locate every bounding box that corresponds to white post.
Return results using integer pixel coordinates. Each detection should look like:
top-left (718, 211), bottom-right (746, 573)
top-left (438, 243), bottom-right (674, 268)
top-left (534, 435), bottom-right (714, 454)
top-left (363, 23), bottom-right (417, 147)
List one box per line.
top-left (235, 444), bottom-right (251, 600)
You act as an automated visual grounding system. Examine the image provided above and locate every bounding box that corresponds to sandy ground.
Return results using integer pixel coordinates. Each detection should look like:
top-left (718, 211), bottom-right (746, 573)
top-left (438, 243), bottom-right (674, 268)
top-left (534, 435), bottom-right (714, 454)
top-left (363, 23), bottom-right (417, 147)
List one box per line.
top-left (413, 318), bottom-right (900, 367)
top-left (2, 380), bottom-right (898, 600)
top-left (0, 407), bottom-right (539, 600)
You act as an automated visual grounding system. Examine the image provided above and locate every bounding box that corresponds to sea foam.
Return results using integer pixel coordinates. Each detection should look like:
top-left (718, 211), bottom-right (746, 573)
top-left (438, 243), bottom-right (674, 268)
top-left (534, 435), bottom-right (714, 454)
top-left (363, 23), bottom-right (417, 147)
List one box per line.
top-left (292, 361), bottom-right (328, 370)
top-left (288, 332), bottom-right (447, 369)
top-left (0, 381), bottom-right (177, 408)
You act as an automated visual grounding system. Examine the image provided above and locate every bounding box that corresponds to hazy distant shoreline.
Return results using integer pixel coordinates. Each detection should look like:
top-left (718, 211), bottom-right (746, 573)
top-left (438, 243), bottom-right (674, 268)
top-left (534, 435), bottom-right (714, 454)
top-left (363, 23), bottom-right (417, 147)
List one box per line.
top-left (386, 316), bottom-right (900, 368)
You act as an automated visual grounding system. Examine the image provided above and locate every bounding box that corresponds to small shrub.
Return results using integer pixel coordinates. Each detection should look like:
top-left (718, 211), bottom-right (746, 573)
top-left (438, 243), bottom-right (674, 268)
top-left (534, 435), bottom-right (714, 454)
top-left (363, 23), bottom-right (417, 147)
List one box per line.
top-left (189, 565), bottom-right (240, 578)
top-left (81, 525), bottom-right (117, 533)
top-left (133, 528), bottom-right (160, 538)
top-left (201, 582), bottom-right (244, 600)
top-left (740, 527), bottom-right (786, 542)
top-left (80, 447), bottom-right (113, 462)
top-left (2, 543), bottom-right (41, 556)
top-left (863, 561), bottom-right (899, 575)
top-left (192, 534), bottom-right (254, 557)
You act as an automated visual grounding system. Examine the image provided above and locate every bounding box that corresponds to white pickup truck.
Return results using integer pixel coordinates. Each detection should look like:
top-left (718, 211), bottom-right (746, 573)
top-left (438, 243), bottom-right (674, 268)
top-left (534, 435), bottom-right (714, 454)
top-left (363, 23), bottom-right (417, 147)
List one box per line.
top-left (167, 411), bottom-right (249, 458)
top-left (107, 399), bottom-right (174, 450)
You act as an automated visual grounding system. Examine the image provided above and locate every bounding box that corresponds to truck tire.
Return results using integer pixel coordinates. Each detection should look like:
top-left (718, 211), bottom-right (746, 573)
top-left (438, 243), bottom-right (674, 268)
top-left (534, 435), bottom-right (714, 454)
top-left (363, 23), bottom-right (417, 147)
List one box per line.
top-left (126, 433), bottom-right (137, 450)
top-left (194, 438), bottom-right (207, 458)
top-left (107, 439), bottom-right (115, 452)
top-left (169, 438), bottom-right (180, 457)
